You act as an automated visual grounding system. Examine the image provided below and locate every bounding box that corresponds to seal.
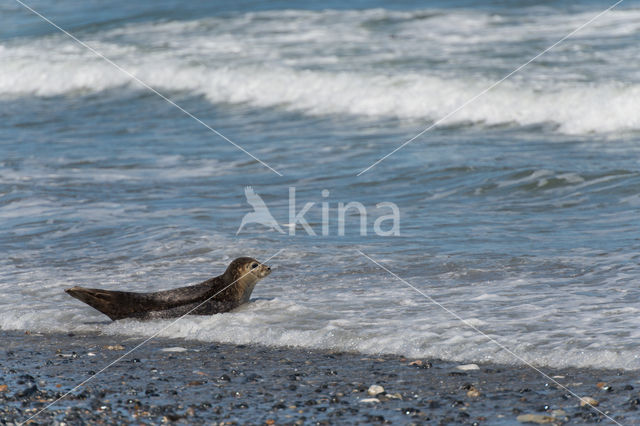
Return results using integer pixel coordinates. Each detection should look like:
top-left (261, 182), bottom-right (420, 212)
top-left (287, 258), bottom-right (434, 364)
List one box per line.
top-left (64, 257), bottom-right (271, 321)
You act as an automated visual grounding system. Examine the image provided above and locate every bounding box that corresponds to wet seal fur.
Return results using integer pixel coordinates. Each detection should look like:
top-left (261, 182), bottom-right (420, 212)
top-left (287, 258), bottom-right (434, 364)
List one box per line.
top-left (65, 257), bottom-right (271, 321)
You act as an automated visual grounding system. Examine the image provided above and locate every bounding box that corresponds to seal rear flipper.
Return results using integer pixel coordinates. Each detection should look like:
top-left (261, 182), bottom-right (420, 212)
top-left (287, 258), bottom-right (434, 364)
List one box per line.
top-left (65, 286), bottom-right (141, 321)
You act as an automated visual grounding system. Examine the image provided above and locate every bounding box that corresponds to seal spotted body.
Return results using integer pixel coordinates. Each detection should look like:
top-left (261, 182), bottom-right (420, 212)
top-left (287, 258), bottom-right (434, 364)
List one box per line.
top-left (65, 257), bottom-right (271, 320)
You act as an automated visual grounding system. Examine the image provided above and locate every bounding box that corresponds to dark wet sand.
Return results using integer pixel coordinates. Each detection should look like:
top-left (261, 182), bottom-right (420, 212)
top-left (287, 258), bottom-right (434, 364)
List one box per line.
top-left (1, 330), bottom-right (639, 425)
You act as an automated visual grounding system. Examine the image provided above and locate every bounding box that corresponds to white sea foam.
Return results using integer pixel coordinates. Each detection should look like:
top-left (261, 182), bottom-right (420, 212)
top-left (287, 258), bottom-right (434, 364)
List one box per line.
top-left (1, 8), bottom-right (639, 135)
top-left (2, 253), bottom-right (640, 371)
top-left (3, 295), bottom-right (639, 370)
top-left (0, 155), bottom-right (228, 185)
top-left (2, 57), bottom-right (639, 135)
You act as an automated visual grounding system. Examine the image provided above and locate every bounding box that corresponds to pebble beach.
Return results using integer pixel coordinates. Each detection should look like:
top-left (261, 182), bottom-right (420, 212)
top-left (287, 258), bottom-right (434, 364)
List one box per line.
top-left (1, 330), bottom-right (639, 425)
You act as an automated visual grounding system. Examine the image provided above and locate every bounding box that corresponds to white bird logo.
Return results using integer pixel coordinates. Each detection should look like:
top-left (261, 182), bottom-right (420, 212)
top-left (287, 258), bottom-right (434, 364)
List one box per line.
top-left (236, 186), bottom-right (285, 235)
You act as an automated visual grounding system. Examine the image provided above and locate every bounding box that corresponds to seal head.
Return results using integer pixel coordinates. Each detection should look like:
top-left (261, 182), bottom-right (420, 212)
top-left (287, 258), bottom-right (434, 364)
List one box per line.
top-left (222, 257), bottom-right (272, 304)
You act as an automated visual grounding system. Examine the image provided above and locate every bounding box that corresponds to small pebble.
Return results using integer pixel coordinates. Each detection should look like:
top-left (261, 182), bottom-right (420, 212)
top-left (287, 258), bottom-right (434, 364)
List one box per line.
top-left (16, 385), bottom-right (38, 398)
top-left (456, 364), bottom-right (480, 371)
top-left (408, 360), bottom-right (432, 368)
top-left (466, 386), bottom-right (481, 398)
top-left (403, 407), bottom-right (421, 415)
top-left (516, 414), bottom-right (556, 424)
top-left (104, 345), bottom-right (125, 351)
top-left (627, 397), bottom-right (640, 406)
top-left (360, 398), bottom-right (380, 403)
top-left (579, 396), bottom-right (599, 407)
top-left (367, 385), bottom-right (384, 396)
top-left (161, 347), bottom-right (187, 353)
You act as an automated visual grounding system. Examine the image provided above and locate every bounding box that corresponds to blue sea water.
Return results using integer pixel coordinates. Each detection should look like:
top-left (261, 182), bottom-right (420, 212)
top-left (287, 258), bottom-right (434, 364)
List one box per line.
top-left (1, 0), bottom-right (640, 369)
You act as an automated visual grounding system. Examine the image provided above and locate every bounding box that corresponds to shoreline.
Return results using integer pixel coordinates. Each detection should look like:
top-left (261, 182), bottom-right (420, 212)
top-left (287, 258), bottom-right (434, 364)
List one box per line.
top-left (1, 330), bottom-right (638, 424)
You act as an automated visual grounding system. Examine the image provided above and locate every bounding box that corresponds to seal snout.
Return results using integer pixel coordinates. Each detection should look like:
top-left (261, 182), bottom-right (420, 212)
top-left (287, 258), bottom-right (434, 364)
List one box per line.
top-left (260, 264), bottom-right (272, 278)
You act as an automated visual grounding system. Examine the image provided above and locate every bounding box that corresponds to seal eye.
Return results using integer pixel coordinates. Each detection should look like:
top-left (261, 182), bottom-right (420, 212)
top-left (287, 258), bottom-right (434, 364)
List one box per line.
top-left (251, 263), bottom-right (258, 269)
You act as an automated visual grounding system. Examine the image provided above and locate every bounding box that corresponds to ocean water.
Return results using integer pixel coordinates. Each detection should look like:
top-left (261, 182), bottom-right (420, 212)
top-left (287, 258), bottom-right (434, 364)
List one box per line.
top-left (1, 0), bottom-right (640, 370)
